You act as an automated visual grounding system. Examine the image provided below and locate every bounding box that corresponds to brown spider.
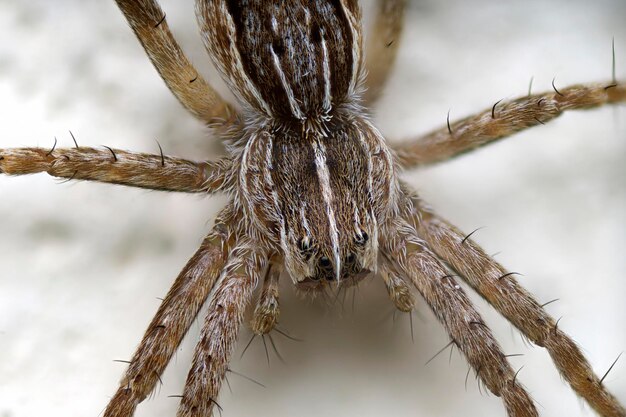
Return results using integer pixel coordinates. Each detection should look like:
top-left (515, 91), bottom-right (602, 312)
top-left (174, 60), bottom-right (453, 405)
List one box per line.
top-left (1, 0), bottom-right (622, 416)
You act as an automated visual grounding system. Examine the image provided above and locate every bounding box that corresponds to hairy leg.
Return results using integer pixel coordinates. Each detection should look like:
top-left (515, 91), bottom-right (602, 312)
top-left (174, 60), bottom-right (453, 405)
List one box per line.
top-left (104, 205), bottom-right (239, 417)
top-left (0, 146), bottom-right (231, 193)
top-left (115, 0), bottom-right (238, 128)
top-left (393, 81), bottom-right (625, 168)
top-left (251, 260), bottom-right (282, 335)
top-left (382, 222), bottom-right (538, 417)
top-left (363, 0), bottom-right (406, 105)
top-left (380, 266), bottom-right (415, 313)
top-left (405, 194), bottom-right (626, 417)
top-left (177, 243), bottom-right (267, 417)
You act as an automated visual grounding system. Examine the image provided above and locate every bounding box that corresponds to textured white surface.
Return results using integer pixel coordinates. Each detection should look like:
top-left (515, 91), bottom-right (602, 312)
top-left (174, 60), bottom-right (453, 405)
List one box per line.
top-left (0, 1), bottom-right (624, 417)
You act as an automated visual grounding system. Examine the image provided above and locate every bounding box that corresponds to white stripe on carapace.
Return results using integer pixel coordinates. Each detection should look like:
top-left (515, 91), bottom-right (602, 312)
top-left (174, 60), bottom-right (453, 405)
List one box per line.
top-left (262, 136), bottom-right (289, 259)
top-left (300, 202), bottom-right (312, 237)
top-left (239, 132), bottom-right (261, 222)
top-left (270, 45), bottom-right (305, 120)
top-left (356, 129), bottom-right (374, 202)
top-left (303, 5), bottom-right (311, 27)
top-left (362, 118), bottom-right (397, 205)
top-left (356, 125), bottom-right (380, 273)
top-left (312, 140), bottom-right (341, 281)
top-left (351, 200), bottom-right (360, 231)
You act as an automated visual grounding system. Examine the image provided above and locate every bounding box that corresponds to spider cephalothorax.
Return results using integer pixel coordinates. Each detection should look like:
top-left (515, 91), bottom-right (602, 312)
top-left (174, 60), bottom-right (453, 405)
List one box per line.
top-left (238, 114), bottom-right (397, 288)
top-left (1, 1), bottom-right (625, 416)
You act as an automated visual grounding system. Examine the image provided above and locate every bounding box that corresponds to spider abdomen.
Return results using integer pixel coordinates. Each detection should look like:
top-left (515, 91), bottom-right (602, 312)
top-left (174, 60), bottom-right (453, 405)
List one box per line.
top-left (197, 0), bottom-right (363, 121)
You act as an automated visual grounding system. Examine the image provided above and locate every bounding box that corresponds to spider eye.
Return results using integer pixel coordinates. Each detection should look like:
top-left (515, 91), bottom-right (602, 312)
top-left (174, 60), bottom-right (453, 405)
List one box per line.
top-left (355, 231), bottom-right (369, 245)
top-left (319, 256), bottom-right (332, 269)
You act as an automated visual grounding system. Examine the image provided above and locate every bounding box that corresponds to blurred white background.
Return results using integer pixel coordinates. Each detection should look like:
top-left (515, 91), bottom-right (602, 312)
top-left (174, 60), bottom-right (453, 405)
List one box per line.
top-left (0, 1), bottom-right (624, 416)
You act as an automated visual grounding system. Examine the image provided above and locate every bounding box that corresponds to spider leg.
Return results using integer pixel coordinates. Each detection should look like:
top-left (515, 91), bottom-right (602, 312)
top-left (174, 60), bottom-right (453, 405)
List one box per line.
top-left (251, 260), bottom-right (282, 335)
top-left (363, 0), bottom-right (406, 105)
top-left (383, 220), bottom-right (538, 417)
top-left (114, 0), bottom-right (238, 128)
top-left (380, 265), bottom-right (415, 313)
top-left (103, 205), bottom-right (239, 417)
top-left (393, 81), bottom-right (626, 168)
top-left (405, 193), bottom-right (626, 417)
top-left (0, 146), bottom-right (231, 193)
top-left (177, 243), bottom-right (267, 417)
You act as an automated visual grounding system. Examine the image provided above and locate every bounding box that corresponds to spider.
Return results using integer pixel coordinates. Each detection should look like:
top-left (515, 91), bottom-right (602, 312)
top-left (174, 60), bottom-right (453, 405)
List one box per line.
top-left (0, 0), bottom-right (620, 416)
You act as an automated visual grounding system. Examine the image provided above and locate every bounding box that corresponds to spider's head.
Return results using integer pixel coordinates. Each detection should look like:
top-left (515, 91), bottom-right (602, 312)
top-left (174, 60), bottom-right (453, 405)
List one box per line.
top-left (239, 116), bottom-right (398, 291)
